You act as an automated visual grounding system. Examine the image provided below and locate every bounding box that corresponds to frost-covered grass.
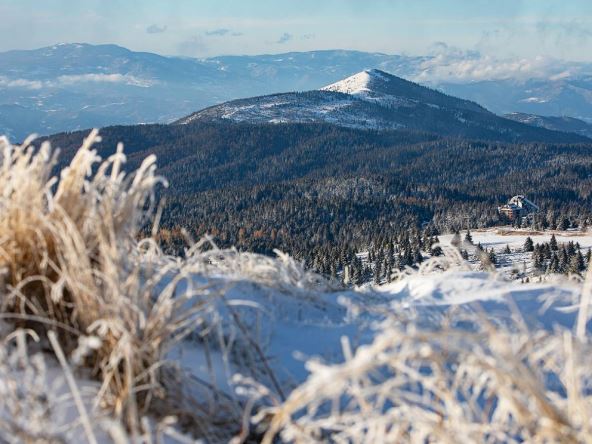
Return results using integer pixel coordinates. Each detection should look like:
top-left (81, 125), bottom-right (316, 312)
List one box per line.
top-left (256, 265), bottom-right (592, 443)
top-left (1, 132), bottom-right (592, 443)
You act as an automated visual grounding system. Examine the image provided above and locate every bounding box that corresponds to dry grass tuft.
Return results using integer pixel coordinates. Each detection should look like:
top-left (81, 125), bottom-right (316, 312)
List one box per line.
top-left (0, 131), bottom-right (236, 437)
top-left (0, 131), bottom-right (332, 442)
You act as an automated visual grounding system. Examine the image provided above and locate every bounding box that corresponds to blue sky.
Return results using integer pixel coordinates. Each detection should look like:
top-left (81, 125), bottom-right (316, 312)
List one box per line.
top-left (1, 0), bottom-right (592, 60)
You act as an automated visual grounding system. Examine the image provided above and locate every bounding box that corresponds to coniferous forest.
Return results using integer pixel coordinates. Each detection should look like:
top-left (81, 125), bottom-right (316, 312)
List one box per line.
top-left (43, 122), bottom-right (592, 279)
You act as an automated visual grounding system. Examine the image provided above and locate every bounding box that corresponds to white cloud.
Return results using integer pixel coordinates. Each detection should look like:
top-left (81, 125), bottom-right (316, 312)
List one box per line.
top-left (411, 44), bottom-right (587, 83)
top-left (0, 76), bottom-right (43, 90)
top-left (56, 74), bottom-right (156, 87)
top-left (0, 74), bottom-right (156, 89)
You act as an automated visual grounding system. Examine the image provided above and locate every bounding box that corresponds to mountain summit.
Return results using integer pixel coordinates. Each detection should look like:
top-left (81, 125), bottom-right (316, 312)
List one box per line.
top-left (178, 69), bottom-right (587, 143)
top-left (321, 68), bottom-right (486, 112)
top-left (321, 69), bottom-right (392, 96)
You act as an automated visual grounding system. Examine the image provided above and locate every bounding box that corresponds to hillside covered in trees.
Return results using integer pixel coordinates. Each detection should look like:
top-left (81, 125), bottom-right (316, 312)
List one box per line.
top-left (43, 122), bottom-right (592, 278)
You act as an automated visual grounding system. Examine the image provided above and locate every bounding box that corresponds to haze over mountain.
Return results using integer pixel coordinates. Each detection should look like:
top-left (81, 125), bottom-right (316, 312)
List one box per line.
top-left (2, 43), bottom-right (592, 139)
top-left (178, 69), bottom-right (588, 143)
top-left (504, 112), bottom-right (592, 139)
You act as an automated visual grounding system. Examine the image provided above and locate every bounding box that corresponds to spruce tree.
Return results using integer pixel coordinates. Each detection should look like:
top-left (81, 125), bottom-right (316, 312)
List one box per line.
top-left (569, 251), bottom-right (585, 274)
top-left (548, 254), bottom-right (560, 273)
top-left (532, 248), bottom-right (542, 270)
top-left (374, 261), bottom-right (382, 285)
top-left (488, 249), bottom-right (497, 265)
top-left (524, 236), bottom-right (534, 252)
top-left (430, 245), bottom-right (443, 257)
top-left (559, 248), bottom-right (569, 273)
top-left (550, 234), bottom-right (558, 251)
top-left (464, 230), bottom-right (473, 245)
top-left (413, 246), bottom-right (423, 264)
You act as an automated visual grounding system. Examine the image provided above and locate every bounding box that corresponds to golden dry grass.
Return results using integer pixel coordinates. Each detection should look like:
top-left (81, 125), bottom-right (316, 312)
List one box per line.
top-left (0, 131), bottom-right (226, 438)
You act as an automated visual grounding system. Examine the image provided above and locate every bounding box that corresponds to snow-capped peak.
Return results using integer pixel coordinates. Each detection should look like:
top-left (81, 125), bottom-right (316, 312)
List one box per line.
top-left (320, 69), bottom-right (390, 96)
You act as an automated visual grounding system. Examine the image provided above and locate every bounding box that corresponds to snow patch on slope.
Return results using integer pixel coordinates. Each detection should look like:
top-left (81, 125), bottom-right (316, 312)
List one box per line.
top-left (179, 91), bottom-right (404, 130)
top-left (321, 70), bottom-right (376, 95)
top-left (321, 69), bottom-right (413, 108)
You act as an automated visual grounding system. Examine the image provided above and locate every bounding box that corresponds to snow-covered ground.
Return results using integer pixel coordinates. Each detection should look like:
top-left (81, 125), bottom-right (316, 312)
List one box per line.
top-left (321, 69), bottom-right (416, 108)
top-left (439, 227), bottom-right (592, 252)
top-left (4, 250), bottom-right (589, 442)
top-left (170, 251), bottom-right (585, 404)
top-left (439, 227), bottom-right (592, 278)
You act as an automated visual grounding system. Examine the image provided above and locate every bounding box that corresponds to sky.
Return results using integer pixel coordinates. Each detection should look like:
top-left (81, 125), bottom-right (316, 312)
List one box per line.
top-left (2, 0), bottom-right (592, 61)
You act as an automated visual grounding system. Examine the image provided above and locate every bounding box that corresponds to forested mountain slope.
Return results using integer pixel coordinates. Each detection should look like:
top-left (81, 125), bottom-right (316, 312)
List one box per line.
top-left (43, 122), bottom-right (592, 273)
top-left (505, 112), bottom-right (592, 139)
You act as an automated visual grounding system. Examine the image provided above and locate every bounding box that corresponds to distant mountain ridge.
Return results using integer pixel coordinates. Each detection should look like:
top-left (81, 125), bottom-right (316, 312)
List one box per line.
top-left (504, 112), bottom-right (592, 139)
top-left (178, 69), bottom-right (588, 143)
top-left (2, 43), bottom-right (592, 139)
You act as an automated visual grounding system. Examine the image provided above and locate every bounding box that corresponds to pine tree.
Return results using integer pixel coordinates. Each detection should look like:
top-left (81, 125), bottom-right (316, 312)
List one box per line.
top-left (413, 246), bottom-right (423, 265)
top-left (464, 230), bottom-right (473, 244)
top-left (559, 248), bottom-right (569, 273)
top-left (488, 249), bottom-right (497, 265)
top-left (532, 248), bottom-right (543, 270)
top-left (543, 243), bottom-right (551, 259)
top-left (430, 245), bottom-right (443, 257)
top-left (374, 261), bottom-right (382, 285)
top-left (550, 234), bottom-right (558, 251)
top-left (548, 254), bottom-right (560, 273)
top-left (524, 236), bottom-right (534, 252)
top-left (569, 251), bottom-right (585, 274)
top-left (565, 242), bottom-right (574, 257)
top-left (404, 247), bottom-right (413, 268)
